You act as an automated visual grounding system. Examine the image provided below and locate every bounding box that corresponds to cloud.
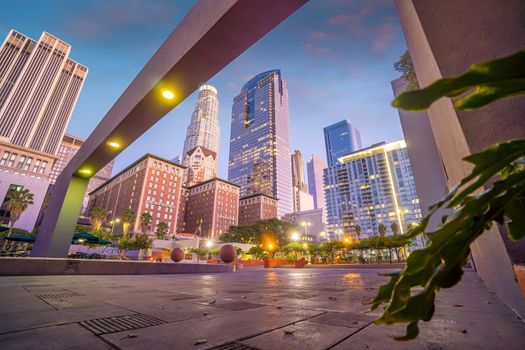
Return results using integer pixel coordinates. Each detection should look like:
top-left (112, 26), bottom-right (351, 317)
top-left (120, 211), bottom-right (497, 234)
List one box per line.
top-left (326, 0), bottom-right (398, 52)
top-left (308, 30), bottom-right (327, 40)
top-left (327, 1), bottom-right (379, 36)
top-left (304, 43), bottom-right (334, 56)
top-left (62, 0), bottom-right (179, 41)
top-left (371, 22), bottom-right (396, 52)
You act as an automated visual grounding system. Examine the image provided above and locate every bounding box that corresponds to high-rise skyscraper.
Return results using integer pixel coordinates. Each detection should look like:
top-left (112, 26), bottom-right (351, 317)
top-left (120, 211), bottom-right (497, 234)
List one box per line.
top-left (324, 140), bottom-right (422, 245)
top-left (291, 150), bottom-right (307, 192)
top-left (228, 70), bottom-right (293, 217)
top-left (324, 120), bottom-right (362, 167)
top-left (307, 154), bottom-right (327, 214)
top-left (0, 30), bottom-right (88, 155)
top-left (0, 30), bottom-right (87, 232)
top-left (291, 149), bottom-right (314, 213)
top-left (182, 84), bottom-right (220, 158)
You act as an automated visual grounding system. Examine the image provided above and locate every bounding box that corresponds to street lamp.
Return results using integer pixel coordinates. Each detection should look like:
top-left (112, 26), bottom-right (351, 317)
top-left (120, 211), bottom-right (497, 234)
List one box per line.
top-left (111, 218), bottom-right (121, 234)
top-left (291, 232), bottom-right (300, 241)
top-left (301, 221), bottom-right (311, 240)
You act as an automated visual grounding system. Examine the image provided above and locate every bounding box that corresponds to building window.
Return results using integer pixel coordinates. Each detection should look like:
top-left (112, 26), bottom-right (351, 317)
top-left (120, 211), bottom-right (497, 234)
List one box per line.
top-left (16, 155), bottom-right (26, 169)
top-left (7, 153), bottom-right (17, 167)
top-left (0, 151), bottom-right (9, 166)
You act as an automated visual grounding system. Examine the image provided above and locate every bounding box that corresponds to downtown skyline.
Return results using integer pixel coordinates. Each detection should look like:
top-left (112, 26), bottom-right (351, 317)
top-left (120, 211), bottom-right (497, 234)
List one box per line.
top-left (0, 0), bottom-right (407, 178)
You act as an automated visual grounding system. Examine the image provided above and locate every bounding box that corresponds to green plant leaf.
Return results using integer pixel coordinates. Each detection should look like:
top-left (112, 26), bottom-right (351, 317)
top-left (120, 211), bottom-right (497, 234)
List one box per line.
top-left (505, 196), bottom-right (525, 240)
top-left (392, 322), bottom-right (419, 341)
top-left (392, 51), bottom-right (525, 111)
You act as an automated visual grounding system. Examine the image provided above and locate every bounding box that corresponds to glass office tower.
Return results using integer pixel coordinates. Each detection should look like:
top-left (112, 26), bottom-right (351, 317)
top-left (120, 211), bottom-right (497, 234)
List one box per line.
top-left (324, 120), bottom-right (362, 167)
top-left (228, 70), bottom-right (292, 217)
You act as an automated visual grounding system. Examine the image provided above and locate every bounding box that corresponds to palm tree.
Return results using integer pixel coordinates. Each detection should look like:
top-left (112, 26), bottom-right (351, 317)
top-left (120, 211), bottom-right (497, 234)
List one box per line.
top-left (122, 208), bottom-right (136, 236)
top-left (3, 188), bottom-right (34, 249)
top-left (355, 224), bottom-right (362, 240)
top-left (90, 207), bottom-right (107, 232)
top-left (155, 221), bottom-right (169, 240)
top-left (378, 223), bottom-right (387, 237)
top-left (140, 212), bottom-right (152, 234)
top-left (391, 222), bottom-right (399, 236)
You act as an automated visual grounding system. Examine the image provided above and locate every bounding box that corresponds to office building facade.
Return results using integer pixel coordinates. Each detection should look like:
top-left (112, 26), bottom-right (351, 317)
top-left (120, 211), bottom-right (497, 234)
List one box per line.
top-left (0, 139), bottom-right (56, 230)
top-left (324, 120), bottom-right (362, 167)
top-left (282, 208), bottom-right (326, 243)
top-left (307, 154), bottom-right (327, 215)
top-left (324, 140), bottom-right (422, 241)
top-left (228, 70), bottom-right (292, 217)
top-left (291, 149), bottom-right (314, 213)
top-left (0, 30), bottom-right (87, 155)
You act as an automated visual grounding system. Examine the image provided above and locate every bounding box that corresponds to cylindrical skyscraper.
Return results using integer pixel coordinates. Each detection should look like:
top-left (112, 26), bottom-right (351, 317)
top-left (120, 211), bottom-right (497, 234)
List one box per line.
top-left (182, 84), bottom-right (220, 158)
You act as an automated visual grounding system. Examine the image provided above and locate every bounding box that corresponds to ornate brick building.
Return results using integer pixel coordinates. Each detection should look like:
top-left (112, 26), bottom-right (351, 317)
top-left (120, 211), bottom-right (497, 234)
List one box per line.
top-left (238, 193), bottom-right (278, 225)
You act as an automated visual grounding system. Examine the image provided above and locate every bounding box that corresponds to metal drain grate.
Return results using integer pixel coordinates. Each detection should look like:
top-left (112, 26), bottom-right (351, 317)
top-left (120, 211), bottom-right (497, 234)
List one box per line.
top-left (208, 342), bottom-right (261, 350)
top-left (80, 313), bottom-right (166, 335)
top-left (37, 290), bottom-right (83, 300)
top-left (309, 312), bottom-right (374, 328)
top-left (213, 301), bottom-right (264, 311)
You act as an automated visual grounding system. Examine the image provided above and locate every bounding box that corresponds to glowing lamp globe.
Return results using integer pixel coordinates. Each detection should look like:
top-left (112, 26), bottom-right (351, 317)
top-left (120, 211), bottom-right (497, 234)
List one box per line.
top-left (220, 244), bottom-right (237, 263)
top-left (170, 247), bottom-right (185, 262)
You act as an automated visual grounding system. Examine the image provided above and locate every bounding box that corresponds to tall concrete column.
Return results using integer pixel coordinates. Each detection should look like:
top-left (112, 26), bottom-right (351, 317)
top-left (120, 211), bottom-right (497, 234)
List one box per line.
top-left (395, 0), bottom-right (525, 316)
top-left (31, 171), bottom-right (88, 257)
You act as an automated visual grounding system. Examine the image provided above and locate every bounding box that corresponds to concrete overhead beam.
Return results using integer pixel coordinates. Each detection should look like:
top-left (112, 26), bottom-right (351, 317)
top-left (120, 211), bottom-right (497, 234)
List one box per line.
top-left (32, 0), bottom-right (308, 257)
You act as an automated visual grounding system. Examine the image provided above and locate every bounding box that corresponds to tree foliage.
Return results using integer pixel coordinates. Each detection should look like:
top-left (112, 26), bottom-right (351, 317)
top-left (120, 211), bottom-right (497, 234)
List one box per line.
top-left (90, 207), bottom-right (107, 232)
top-left (155, 221), bottom-right (169, 240)
top-left (122, 208), bottom-right (136, 236)
top-left (247, 245), bottom-right (266, 259)
top-left (283, 242), bottom-right (305, 261)
top-left (140, 212), bottom-right (152, 234)
top-left (5, 188), bottom-right (34, 236)
top-left (374, 51), bottom-right (525, 340)
top-left (220, 218), bottom-right (297, 247)
top-left (394, 50), bottom-right (419, 91)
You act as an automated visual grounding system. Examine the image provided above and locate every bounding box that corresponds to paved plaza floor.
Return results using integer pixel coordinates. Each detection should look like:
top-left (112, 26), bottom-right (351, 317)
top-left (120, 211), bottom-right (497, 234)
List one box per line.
top-left (0, 267), bottom-right (524, 349)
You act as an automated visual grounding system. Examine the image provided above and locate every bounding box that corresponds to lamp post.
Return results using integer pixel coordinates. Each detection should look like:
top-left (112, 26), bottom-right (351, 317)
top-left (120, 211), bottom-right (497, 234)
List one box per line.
top-left (301, 221), bottom-right (311, 241)
top-left (111, 218), bottom-right (121, 235)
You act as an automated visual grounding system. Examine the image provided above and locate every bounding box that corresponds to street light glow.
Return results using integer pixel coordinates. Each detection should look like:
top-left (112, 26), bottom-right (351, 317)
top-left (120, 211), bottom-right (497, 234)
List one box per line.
top-left (78, 168), bottom-right (92, 176)
top-left (205, 240), bottom-right (213, 248)
top-left (291, 232), bottom-right (300, 241)
top-left (107, 141), bottom-right (121, 149)
top-left (162, 90), bottom-right (175, 100)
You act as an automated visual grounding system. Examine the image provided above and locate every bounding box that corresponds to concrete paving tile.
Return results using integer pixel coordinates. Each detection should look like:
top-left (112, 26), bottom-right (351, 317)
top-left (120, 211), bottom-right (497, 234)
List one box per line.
top-left (0, 304), bottom-right (133, 334)
top-left (242, 320), bottom-right (354, 350)
top-left (102, 306), bottom-right (322, 350)
top-left (0, 323), bottom-right (113, 349)
top-left (104, 297), bottom-right (231, 323)
top-left (273, 297), bottom-right (370, 313)
top-left (332, 318), bottom-right (525, 350)
top-left (308, 311), bottom-right (375, 329)
top-left (0, 294), bottom-right (54, 313)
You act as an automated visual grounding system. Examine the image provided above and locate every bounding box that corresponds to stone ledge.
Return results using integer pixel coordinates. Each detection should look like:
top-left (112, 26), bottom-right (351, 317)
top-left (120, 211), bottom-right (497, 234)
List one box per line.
top-left (0, 257), bottom-right (235, 276)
